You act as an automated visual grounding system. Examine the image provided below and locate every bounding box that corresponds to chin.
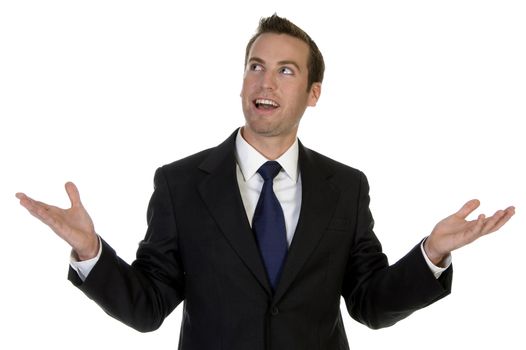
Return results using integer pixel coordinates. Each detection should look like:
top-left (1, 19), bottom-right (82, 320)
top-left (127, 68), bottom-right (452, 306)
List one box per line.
top-left (248, 125), bottom-right (276, 136)
top-left (244, 121), bottom-right (278, 137)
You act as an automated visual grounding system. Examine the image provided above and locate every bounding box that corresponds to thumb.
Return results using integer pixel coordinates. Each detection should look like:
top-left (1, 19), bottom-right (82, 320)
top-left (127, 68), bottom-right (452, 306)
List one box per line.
top-left (455, 199), bottom-right (480, 219)
top-left (65, 182), bottom-right (82, 207)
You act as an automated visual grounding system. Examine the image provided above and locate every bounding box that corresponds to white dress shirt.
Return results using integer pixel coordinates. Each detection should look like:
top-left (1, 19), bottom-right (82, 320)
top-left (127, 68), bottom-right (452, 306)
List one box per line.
top-left (235, 129), bottom-right (301, 246)
top-left (71, 129), bottom-right (450, 280)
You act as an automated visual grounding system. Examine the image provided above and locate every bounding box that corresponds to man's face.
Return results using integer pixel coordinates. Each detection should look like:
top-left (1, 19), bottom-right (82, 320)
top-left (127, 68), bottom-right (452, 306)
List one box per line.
top-left (241, 33), bottom-right (321, 141)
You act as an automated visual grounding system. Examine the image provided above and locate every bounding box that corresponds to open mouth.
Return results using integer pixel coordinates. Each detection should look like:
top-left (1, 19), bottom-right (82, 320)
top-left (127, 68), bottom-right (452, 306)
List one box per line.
top-left (254, 98), bottom-right (280, 110)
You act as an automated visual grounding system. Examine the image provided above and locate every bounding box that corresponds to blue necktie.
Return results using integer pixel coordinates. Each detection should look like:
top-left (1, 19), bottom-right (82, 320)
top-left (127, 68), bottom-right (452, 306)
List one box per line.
top-left (252, 161), bottom-right (288, 291)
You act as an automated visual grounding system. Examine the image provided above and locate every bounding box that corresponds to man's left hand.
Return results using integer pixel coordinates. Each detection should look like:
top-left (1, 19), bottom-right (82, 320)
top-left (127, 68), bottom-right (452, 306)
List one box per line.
top-left (424, 199), bottom-right (515, 266)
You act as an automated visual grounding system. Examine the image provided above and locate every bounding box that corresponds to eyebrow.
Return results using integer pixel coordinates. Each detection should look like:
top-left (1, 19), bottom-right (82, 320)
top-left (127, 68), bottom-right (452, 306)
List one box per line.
top-left (249, 57), bottom-right (302, 72)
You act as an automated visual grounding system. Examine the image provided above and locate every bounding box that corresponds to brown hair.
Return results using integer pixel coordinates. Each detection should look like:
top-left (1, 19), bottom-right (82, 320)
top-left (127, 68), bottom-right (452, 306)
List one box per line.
top-left (244, 14), bottom-right (325, 91)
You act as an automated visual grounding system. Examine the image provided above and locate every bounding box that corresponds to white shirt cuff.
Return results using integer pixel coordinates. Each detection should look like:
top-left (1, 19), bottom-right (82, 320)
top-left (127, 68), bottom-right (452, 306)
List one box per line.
top-left (69, 236), bottom-right (102, 282)
top-left (420, 239), bottom-right (452, 279)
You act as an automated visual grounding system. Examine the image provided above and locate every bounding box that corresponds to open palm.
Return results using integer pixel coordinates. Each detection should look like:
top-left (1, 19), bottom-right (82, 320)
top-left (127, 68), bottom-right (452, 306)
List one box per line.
top-left (425, 199), bottom-right (515, 265)
top-left (16, 182), bottom-right (99, 260)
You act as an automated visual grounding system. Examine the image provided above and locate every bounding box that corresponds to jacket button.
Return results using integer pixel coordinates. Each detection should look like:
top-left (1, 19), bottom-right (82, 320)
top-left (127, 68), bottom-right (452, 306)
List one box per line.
top-left (271, 307), bottom-right (279, 316)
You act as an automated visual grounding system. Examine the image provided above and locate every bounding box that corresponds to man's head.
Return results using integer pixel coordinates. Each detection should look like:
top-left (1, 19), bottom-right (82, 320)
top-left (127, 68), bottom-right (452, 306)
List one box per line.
top-left (244, 14), bottom-right (325, 91)
top-left (240, 15), bottom-right (324, 149)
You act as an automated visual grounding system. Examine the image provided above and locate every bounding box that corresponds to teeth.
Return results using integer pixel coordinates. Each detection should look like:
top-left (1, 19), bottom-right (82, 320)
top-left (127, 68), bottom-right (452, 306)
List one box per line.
top-left (255, 98), bottom-right (279, 107)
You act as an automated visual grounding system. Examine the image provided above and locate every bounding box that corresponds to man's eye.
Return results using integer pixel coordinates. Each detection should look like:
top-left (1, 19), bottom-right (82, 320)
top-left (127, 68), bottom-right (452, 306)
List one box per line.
top-left (250, 64), bottom-right (263, 71)
top-left (279, 67), bottom-right (294, 75)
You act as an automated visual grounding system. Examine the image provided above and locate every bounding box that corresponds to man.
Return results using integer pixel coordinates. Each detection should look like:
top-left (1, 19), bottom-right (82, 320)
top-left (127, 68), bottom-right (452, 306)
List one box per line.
top-left (16, 14), bottom-right (514, 350)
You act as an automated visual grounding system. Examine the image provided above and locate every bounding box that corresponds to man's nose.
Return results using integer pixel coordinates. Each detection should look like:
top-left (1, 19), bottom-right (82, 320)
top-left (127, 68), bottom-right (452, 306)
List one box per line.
top-left (261, 71), bottom-right (277, 90)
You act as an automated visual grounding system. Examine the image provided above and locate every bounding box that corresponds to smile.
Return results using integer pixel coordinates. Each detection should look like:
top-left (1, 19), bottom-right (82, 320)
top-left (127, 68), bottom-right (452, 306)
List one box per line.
top-left (254, 98), bottom-right (280, 110)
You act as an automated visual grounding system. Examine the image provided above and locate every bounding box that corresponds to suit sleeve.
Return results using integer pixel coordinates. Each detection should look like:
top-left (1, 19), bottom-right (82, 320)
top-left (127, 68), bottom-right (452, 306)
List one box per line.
top-left (342, 172), bottom-right (452, 329)
top-left (68, 167), bottom-right (185, 332)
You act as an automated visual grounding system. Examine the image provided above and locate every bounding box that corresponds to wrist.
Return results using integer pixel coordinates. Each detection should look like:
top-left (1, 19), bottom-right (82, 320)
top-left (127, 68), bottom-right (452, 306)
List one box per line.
top-left (76, 234), bottom-right (100, 261)
top-left (424, 238), bottom-right (448, 267)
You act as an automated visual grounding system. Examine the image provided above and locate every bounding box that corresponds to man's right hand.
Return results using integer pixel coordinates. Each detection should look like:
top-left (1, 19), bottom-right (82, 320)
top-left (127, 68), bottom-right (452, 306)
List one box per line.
top-left (16, 182), bottom-right (99, 261)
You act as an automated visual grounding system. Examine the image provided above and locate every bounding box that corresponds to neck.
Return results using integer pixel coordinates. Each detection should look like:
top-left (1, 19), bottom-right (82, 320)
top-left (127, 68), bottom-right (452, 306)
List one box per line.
top-left (240, 127), bottom-right (296, 160)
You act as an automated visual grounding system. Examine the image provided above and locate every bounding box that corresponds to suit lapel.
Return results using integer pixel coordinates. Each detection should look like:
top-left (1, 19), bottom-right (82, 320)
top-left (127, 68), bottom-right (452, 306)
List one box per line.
top-left (196, 133), bottom-right (340, 300)
top-left (273, 143), bottom-right (339, 303)
top-left (197, 131), bottom-right (272, 295)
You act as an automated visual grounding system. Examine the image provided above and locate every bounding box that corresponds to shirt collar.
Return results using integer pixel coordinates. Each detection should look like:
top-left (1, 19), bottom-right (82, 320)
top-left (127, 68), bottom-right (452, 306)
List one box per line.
top-left (235, 128), bottom-right (299, 183)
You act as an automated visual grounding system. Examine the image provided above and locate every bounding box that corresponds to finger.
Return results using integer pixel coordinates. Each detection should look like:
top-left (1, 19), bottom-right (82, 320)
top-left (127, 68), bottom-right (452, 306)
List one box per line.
top-left (17, 195), bottom-right (54, 223)
top-left (479, 210), bottom-right (505, 235)
top-left (17, 193), bottom-right (53, 211)
top-left (17, 193), bottom-right (54, 217)
top-left (65, 182), bottom-right (82, 207)
top-left (15, 192), bottom-right (31, 207)
top-left (16, 193), bottom-right (41, 212)
top-left (15, 192), bottom-right (27, 200)
top-left (482, 207), bottom-right (516, 235)
top-left (16, 193), bottom-right (71, 238)
top-left (455, 199), bottom-right (481, 220)
top-left (461, 213), bottom-right (486, 244)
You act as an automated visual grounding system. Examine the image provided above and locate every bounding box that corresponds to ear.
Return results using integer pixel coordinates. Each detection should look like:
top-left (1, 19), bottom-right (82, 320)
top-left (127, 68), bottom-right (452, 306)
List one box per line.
top-left (307, 82), bottom-right (322, 107)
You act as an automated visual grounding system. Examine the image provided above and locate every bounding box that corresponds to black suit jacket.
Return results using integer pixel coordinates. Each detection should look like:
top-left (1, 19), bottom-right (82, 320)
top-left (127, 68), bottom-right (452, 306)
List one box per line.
top-left (69, 130), bottom-right (452, 350)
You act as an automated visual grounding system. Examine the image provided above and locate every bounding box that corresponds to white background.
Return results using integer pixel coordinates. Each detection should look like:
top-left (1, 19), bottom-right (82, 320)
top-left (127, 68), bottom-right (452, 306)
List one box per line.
top-left (1, 1), bottom-right (524, 349)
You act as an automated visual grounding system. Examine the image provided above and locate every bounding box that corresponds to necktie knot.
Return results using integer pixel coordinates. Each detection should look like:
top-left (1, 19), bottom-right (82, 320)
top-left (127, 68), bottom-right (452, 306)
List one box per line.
top-left (257, 161), bottom-right (282, 181)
